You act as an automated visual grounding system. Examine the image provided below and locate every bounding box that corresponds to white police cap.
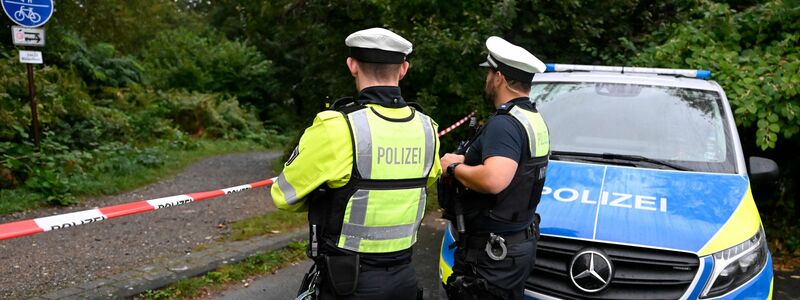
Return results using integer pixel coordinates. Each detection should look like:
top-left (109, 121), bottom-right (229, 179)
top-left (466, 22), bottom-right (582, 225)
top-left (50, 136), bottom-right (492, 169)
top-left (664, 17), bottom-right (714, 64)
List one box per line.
top-left (345, 28), bottom-right (412, 64)
top-left (479, 36), bottom-right (545, 82)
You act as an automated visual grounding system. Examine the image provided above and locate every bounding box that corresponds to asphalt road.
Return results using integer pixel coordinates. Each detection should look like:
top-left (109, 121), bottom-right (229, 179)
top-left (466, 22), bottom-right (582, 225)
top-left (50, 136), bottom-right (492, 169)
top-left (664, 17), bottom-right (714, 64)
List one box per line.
top-left (216, 260), bottom-right (314, 300)
top-left (774, 269), bottom-right (800, 300)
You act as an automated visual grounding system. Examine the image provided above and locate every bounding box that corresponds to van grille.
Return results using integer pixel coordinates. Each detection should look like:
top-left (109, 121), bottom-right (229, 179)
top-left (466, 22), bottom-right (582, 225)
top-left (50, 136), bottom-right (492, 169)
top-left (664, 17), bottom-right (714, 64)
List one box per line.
top-left (526, 236), bottom-right (700, 299)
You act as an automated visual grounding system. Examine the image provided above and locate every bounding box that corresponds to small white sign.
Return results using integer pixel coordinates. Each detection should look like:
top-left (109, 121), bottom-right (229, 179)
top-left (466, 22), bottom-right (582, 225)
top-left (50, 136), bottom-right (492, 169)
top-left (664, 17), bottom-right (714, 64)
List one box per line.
top-left (19, 50), bottom-right (43, 64)
top-left (11, 26), bottom-right (45, 46)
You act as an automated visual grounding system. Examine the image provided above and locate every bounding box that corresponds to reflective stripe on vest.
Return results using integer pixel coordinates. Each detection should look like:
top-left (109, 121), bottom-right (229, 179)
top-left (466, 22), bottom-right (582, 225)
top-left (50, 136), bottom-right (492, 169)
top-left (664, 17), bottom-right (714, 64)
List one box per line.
top-left (276, 173), bottom-right (300, 205)
top-left (338, 108), bottom-right (436, 253)
top-left (508, 106), bottom-right (550, 157)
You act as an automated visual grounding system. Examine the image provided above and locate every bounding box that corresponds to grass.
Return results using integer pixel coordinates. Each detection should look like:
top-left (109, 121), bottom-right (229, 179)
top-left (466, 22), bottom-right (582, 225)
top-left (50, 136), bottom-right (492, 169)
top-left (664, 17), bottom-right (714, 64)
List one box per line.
top-left (0, 139), bottom-right (272, 215)
top-left (137, 241), bottom-right (309, 300)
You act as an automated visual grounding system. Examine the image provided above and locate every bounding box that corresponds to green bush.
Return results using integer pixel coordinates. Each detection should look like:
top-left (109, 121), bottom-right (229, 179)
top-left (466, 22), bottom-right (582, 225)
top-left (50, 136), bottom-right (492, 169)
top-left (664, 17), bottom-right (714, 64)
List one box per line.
top-left (158, 90), bottom-right (267, 139)
top-left (141, 29), bottom-right (276, 106)
top-left (54, 32), bottom-right (144, 89)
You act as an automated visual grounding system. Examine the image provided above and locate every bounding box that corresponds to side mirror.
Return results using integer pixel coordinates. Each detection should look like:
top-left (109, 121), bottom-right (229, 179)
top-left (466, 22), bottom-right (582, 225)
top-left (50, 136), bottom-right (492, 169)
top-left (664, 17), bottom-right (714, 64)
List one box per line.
top-left (748, 156), bottom-right (779, 188)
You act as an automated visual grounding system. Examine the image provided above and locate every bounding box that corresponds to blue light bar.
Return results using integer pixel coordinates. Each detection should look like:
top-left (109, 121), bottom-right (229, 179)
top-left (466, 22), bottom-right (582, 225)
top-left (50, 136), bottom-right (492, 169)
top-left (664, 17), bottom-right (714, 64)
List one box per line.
top-left (695, 70), bottom-right (712, 79)
top-left (544, 63), bottom-right (712, 79)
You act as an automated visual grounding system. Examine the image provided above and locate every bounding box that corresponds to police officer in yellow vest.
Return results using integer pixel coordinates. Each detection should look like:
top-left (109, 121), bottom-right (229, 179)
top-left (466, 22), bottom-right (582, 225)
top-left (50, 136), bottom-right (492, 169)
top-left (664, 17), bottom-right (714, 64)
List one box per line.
top-left (271, 28), bottom-right (441, 299)
top-left (440, 36), bottom-right (549, 300)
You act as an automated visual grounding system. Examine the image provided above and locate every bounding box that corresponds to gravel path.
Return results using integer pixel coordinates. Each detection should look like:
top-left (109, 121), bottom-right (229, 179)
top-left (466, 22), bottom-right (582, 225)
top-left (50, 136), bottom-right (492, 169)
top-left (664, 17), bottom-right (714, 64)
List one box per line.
top-left (0, 151), bottom-right (281, 299)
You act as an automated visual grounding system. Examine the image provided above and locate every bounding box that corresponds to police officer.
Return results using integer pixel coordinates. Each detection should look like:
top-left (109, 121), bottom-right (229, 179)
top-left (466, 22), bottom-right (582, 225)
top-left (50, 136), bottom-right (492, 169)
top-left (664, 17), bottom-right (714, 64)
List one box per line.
top-left (271, 28), bottom-right (442, 299)
top-left (440, 36), bottom-right (549, 300)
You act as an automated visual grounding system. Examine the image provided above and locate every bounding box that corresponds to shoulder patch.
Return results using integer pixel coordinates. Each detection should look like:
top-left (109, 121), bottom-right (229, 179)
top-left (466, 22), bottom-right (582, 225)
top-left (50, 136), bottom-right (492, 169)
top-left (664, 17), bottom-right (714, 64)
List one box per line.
top-left (285, 146), bottom-right (299, 166)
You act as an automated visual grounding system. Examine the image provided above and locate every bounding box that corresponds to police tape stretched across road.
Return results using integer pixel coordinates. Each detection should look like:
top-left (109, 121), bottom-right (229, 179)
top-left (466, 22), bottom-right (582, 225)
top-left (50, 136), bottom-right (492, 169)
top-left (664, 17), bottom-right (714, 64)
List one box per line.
top-left (0, 111), bottom-right (476, 241)
top-left (0, 178), bottom-right (275, 241)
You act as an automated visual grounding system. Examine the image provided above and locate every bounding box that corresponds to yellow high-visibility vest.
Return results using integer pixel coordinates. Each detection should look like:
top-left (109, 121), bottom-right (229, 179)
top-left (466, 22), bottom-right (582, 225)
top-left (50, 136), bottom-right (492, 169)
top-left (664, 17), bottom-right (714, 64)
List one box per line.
top-left (335, 106), bottom-right (438, 253)
top-left (507, 105), bottom-right (550, 158)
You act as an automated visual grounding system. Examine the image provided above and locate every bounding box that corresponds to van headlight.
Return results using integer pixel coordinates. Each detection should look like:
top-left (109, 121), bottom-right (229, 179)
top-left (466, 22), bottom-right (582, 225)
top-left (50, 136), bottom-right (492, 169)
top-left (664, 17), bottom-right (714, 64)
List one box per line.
top-left (701, 227), bottom-right (768, 298)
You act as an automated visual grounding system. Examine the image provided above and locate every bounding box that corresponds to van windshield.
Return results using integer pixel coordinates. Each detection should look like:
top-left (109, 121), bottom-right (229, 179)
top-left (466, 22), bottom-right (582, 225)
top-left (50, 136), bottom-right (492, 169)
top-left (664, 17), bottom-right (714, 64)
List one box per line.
top-left (531, 82), bottom-right (737, 174)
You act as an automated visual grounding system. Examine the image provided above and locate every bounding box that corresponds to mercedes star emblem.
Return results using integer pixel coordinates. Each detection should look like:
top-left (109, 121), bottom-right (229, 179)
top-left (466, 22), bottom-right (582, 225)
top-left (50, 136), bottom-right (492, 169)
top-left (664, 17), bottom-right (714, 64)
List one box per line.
top-left (569, 248), bottom-right (614, 293)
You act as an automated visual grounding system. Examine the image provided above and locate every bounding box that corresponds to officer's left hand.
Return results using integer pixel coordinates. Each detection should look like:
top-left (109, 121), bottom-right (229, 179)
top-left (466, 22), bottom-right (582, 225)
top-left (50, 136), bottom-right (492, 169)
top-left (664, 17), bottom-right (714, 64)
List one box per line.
top-left (440, 153), bottom-right (465, 174)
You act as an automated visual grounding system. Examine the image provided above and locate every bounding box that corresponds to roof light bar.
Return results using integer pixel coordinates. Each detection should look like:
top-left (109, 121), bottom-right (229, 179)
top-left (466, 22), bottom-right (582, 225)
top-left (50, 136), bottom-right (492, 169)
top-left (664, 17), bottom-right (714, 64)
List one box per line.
top-left (545, 63), bottom-right (712, 79)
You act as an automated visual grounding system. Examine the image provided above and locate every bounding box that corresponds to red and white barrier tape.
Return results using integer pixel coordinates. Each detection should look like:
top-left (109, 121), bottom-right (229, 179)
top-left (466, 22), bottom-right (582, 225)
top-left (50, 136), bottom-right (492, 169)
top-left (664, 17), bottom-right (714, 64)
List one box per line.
top-left (0, 111), bottom-right (477, 241)
top-left (438, 111), bottom-right (475, 137)
top-left (0, 178), bottom-right (276, 241)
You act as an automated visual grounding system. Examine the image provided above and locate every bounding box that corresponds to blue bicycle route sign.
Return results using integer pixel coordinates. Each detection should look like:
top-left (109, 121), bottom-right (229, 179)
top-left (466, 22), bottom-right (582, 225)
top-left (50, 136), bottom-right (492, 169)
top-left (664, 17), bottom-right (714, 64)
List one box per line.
top-left (2, 0), bottom-right (53, 28)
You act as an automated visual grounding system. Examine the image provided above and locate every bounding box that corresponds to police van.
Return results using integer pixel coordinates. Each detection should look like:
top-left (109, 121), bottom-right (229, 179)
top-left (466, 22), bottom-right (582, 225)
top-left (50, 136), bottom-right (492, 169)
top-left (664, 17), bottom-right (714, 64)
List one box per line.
top-left (439, 64), bottom-right (777, 299)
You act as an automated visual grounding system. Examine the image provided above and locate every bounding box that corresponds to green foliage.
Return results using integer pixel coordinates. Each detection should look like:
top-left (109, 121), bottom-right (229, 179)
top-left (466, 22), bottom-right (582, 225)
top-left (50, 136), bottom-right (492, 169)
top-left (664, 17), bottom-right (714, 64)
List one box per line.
top-left (141, 29), bottom-right (276, 106)
top-left (630, 0), bottom-right (800, 150)
top-left (55, 32), bottom-right (144, 88)
top-left (44, 0), bottom-right (205, 53)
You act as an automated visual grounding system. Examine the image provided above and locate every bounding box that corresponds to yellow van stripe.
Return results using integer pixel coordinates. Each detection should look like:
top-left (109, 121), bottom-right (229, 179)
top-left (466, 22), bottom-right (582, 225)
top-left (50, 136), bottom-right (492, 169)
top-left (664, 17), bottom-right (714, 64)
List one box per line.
top-left (440, 258), bottom-right (453, 284)
top-left (698, 185), bottom-right (761, 256)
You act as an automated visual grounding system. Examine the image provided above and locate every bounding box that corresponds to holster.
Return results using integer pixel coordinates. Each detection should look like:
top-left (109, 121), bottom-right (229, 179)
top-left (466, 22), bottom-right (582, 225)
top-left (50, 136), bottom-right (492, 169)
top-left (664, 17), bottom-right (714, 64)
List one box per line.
top-left (437, 177), bottom-right (456, 220)
top-left (323, 254), bottom-right (360, 296)
top-left (296, 263), bottom-right (321, 300)
top-left (445, 272), bottom-right (504, 300)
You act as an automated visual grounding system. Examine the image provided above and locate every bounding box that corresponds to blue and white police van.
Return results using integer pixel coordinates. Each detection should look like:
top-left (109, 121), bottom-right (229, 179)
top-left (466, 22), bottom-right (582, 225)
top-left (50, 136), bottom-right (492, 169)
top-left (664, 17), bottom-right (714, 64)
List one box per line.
top-left (439, 64), bottom-right (777, 299)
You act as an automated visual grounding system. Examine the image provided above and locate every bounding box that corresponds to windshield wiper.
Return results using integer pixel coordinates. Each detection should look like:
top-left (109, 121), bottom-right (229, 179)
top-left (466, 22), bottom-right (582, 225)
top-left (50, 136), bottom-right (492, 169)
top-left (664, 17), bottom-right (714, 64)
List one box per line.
top-left (551, 151), bottom-right (690, 171)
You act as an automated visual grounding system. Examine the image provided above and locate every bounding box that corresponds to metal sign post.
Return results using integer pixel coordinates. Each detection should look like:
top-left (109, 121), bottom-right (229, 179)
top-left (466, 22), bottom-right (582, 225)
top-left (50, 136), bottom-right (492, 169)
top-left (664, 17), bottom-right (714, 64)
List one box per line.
top-left (3, 0), bottom-right (52, 152)
top-left (16, 50), bottom-right (44, 151)
top-left (26, 63), bottom-right (39, 151)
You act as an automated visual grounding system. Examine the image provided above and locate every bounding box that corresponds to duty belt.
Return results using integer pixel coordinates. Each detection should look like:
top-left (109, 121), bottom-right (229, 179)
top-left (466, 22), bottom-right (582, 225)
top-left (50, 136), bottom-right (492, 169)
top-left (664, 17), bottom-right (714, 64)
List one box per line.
top-left (462, 226), bottom-right (535, 250)
top-left (316, 251), bottom-right (412, 272)
top-left (461, 226), bottom-right (535, 261)
top-left (359, 259), bottom-right (411, 272)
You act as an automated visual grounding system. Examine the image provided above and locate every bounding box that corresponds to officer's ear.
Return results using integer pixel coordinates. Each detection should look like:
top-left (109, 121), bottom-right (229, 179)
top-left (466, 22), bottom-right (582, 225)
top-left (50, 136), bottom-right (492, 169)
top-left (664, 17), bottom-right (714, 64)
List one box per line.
top-left (495, 70), bottom-right (507, 85)
top-left (398, 60), bottom-right (410, 80)
top-left (487, 69), bottom-right (502, 88)
top-left (346, 57), bottom-right (358, 78)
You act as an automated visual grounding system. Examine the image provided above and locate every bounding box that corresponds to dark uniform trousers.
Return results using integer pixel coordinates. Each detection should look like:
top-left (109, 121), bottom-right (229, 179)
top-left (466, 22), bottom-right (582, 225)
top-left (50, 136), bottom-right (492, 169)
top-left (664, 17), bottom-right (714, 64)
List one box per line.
top-left (318, 263), bottom-right (418, 300)
top-left (448, 237), bottom-right (537, 300)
